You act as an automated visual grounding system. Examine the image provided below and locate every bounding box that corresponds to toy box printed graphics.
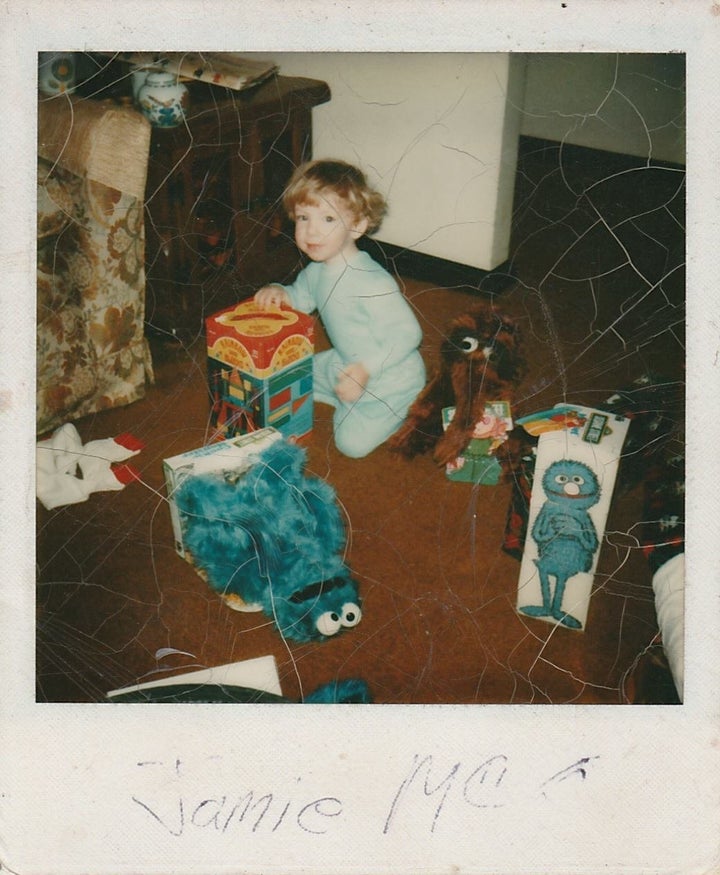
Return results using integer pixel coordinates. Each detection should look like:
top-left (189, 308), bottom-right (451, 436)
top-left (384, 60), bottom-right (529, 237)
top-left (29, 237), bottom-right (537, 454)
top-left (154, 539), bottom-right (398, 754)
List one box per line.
top-left (515, 405), bottom-right (630, 631)
top-left (163, 427), bottom-right (282, 558)
top-left (206, 300), bottom-right (315, 441)
top-left (442, 401), bottom-right (513, 484)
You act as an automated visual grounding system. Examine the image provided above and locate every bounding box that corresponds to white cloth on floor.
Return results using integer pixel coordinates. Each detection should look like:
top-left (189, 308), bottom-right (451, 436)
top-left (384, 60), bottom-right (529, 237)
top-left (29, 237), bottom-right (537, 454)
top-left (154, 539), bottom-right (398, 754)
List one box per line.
top-left (36, 422), bottom-right (142, 510)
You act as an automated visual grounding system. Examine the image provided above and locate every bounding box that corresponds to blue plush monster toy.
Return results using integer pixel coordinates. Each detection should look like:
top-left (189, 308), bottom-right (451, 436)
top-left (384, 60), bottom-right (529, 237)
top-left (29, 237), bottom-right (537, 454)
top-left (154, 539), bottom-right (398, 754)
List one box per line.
top-left (520, 459), bottom-right (601, 629)
top-left (175, 440), bottom-right (362, 643)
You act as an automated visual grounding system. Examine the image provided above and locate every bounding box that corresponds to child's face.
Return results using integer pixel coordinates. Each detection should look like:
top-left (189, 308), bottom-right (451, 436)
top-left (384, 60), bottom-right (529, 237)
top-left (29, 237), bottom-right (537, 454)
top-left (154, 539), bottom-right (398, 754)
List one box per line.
top-left (293, 191), bottom-right (368, 266)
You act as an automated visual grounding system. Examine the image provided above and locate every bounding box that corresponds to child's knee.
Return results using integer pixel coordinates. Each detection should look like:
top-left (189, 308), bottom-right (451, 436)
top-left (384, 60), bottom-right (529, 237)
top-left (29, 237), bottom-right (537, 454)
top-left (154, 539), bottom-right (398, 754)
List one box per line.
top-left (333, 410), bottom-right (397, 459)
top-left (334, 428), bottom-right (376, 459)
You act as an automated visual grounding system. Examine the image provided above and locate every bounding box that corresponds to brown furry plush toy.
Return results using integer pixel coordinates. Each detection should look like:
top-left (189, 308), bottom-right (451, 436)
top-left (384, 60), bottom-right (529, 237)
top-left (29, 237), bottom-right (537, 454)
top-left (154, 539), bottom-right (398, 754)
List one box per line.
top-left (389, 305), bottom-right (526, 466)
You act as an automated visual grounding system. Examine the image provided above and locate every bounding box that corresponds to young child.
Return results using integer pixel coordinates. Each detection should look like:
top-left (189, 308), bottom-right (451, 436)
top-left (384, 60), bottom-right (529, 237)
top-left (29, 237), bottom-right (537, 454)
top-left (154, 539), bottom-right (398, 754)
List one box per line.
top-left (255, 159), bottom-right (426, 458)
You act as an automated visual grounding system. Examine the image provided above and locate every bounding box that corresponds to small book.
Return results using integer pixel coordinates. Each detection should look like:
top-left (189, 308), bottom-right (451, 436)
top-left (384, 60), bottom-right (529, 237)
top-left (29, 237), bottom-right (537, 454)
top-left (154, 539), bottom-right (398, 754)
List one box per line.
top-left (117, 51), bottom-right (278, 92)
top-left (442, 402), bottom-right (513, 485)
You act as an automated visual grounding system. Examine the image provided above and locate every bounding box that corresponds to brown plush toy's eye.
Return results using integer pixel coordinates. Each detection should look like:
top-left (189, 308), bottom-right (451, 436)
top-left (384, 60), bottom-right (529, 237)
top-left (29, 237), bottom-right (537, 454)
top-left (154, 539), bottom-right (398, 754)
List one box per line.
top-left (460, 336), bottom-right (479, 353)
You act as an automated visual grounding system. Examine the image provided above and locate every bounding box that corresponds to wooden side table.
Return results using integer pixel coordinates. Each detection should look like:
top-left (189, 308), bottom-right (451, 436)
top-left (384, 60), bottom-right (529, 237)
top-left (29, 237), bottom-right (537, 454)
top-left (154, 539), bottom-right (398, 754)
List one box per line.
top-left (143, 75), bottom-right (331, 339)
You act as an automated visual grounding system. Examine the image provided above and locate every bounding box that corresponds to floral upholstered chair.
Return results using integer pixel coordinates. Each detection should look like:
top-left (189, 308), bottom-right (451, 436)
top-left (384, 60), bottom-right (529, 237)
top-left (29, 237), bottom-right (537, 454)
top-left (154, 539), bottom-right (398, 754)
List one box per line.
top-left (37, 95), bottom-right (154, 436)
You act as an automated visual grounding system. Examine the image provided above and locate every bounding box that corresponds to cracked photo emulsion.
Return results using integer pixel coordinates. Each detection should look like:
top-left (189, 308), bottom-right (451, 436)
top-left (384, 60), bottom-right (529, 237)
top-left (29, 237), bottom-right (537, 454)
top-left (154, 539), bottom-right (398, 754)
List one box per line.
top-left (35, 51), bottom-right (687, 708)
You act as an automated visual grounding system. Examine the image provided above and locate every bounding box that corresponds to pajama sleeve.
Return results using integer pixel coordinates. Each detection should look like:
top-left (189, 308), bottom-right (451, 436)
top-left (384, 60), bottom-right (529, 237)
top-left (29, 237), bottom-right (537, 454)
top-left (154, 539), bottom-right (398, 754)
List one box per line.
top-left (356, 280), bottom-right (423, 377)
top-left (280, 265), bottom-right (316, 314)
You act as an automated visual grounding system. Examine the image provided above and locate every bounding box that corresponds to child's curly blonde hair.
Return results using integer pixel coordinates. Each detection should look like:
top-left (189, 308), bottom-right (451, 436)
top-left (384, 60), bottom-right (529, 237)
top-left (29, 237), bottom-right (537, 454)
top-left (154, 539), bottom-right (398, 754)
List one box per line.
top-left (282, 159), bottom-right (387, 235)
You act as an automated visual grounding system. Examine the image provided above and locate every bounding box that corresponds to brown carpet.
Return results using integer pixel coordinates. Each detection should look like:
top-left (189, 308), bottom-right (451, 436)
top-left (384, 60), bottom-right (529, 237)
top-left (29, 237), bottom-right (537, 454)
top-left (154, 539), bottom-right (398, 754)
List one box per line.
top-left (36, 138), bottom-right (685, 704)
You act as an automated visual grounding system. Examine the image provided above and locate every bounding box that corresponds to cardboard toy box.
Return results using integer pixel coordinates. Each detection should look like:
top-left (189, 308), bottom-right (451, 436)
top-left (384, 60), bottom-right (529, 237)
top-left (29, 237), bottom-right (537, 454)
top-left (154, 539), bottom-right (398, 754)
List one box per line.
top-left (514, 404), bottom-right (631, 630)
top-left (442, 402), bottom-right (513, 485)
top-left (163, 427), bottom-right (283, 558)
top-left (206, 300), bottom-right (315, 440)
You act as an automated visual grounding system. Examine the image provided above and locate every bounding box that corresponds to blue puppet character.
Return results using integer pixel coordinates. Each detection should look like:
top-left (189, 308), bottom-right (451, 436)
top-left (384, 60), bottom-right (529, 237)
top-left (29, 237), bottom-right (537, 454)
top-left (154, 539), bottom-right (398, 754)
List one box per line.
top-left (175, 440), bottom-right (362, 643)
top-left (520, 459), bottom-right (601, 629)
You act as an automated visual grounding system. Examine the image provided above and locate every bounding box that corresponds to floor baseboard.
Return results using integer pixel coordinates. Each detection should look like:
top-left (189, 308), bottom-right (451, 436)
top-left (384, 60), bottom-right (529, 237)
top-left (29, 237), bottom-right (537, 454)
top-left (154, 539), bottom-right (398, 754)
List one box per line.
top-left (359, 134), bottom-right (683, 295)
top-left (358, 237), bottom-right (515, 296)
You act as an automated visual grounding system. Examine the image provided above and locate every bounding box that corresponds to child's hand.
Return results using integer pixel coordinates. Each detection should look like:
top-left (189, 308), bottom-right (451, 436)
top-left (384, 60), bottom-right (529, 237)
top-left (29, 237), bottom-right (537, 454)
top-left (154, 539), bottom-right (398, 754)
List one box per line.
top-left (254, 285), bottom-right (291, 308)
top-left (335, 363), bottom-right (369, 403)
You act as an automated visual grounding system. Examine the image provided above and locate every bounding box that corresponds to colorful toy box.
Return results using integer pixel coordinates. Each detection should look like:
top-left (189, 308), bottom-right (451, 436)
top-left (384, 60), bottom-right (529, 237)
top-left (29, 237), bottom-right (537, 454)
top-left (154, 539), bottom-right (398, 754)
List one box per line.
top-left (163, 427), bottom-right (283, 558)
top-left (442, 401), bottom-right (513, 485)
top-left (206, 300), bottom-right (315, 440)
top-left (514, 404), bottom-right (630, 631)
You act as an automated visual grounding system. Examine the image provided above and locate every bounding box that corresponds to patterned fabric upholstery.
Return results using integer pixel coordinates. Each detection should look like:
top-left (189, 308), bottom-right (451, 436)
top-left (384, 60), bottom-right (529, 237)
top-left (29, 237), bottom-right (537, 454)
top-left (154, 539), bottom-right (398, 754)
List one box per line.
top-left (37, 99), bottom-right (153, 436)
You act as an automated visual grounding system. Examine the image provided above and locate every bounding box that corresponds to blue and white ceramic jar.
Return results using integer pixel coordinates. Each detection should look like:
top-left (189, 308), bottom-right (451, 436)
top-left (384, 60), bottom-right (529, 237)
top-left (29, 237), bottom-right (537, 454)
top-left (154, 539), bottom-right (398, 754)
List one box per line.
top-left (137, 71), bottom-right (189, 129)
top-left (130, 64), bottom-right (158, 101)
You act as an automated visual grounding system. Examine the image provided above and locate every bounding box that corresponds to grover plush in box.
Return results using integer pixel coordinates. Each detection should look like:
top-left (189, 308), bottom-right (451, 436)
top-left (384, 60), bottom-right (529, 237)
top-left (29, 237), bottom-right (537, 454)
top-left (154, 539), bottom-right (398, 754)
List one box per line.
top-left (206, 300), bottom-right (315, 440)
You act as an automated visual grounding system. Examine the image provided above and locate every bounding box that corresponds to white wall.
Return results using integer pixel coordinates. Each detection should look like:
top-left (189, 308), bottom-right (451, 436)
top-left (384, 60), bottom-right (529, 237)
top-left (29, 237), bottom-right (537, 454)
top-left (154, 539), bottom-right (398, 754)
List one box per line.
top-left (267, 53), bottom-right (684, 270)
top-left (271, 53), bottom-right (526, 271)
top-left (520, 53), bottom-right (686, 164)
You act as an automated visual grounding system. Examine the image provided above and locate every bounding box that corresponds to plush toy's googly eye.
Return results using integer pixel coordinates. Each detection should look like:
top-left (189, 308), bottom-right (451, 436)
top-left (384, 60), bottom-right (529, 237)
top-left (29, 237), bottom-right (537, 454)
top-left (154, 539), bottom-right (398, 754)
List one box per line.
top-left (340, 602), bottom-right (362, 628)
top-left (316, 611), bottom-right (342, 637)
top-left (555, 474), bottom-right (569, 484)
top-left (571, 475), bottom-right (585, 485)
top-left (460, 336), bottom-right (480, 353)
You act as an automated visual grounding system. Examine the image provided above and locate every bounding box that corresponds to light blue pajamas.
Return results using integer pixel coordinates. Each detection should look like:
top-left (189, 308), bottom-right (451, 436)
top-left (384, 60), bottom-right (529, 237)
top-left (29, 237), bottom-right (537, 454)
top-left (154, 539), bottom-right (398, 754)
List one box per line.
top-left (280, 251), bottom-right (426, 458)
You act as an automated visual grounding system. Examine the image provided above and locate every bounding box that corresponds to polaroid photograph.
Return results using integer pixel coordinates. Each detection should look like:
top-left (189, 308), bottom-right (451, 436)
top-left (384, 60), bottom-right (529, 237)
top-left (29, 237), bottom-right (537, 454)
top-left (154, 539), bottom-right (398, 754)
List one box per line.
top-left (2, 1), bottom-right (719, 872)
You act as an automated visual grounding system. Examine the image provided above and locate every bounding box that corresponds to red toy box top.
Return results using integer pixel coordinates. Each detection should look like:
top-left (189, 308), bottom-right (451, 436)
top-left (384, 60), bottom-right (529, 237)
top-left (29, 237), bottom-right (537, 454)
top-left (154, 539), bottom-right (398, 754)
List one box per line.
top-left (206, 300), bottom-right (315, 378)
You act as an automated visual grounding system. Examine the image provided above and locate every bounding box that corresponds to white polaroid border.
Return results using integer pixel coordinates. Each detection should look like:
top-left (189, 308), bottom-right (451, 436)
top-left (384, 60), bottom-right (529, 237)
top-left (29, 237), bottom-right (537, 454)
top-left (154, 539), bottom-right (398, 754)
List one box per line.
top-left (2, 1), bottom-right (718, 873)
